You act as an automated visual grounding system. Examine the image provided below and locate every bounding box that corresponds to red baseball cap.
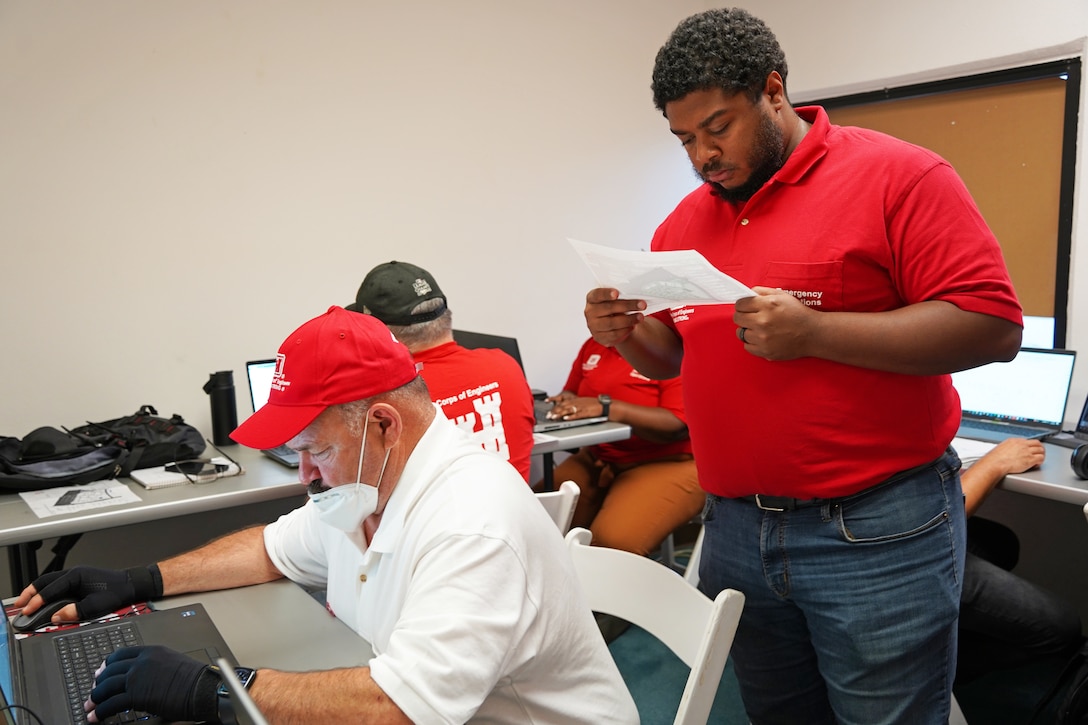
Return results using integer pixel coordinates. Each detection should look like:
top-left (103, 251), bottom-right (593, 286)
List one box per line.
top-left (231, 306), bottom-right (418, 450)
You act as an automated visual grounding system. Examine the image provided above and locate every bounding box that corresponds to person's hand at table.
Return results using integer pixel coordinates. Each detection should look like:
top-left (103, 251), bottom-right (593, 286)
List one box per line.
top-left (85, 646), bottom-right (222, 724)
top-left (13, 565), bottom-right (163, 624)
top-left (545, 395), bottom-right (608, 421)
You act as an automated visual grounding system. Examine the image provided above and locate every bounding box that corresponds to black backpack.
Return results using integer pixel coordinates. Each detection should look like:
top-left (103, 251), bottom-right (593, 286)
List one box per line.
top-left (0, 427), bottom-right (130, 491)
top-left (0, 405), bottom-right (205, 492)
top-left (68, 405), bottom-right (205, 471)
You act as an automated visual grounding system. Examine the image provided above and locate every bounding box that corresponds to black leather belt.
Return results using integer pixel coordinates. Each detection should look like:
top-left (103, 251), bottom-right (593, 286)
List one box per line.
top-left (739, 450), bottom-right (953, 513)
top-left (741, 494), bottom-right (829, 512)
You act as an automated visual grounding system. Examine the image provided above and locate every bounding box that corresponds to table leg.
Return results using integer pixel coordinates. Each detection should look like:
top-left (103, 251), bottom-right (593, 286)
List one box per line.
top-left (541, 453), bottom-right (555, 491)
top-left (7, 540), bottom-right (41, 595)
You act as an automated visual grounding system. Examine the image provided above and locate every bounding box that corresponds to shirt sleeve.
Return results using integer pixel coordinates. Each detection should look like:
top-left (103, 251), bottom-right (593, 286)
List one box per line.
top-left (656, 375), bottom-right (687, 423)
top-left (888, 162), bottom-right (1022, 324)
top-left (262, 503), bottom-right (331, 589)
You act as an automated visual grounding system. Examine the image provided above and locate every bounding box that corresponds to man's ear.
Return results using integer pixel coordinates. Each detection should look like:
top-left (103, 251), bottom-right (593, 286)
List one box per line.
top-left (763, 71), bottom-right (788, 109)
top-left (369, 403), bottom-right (402, 448)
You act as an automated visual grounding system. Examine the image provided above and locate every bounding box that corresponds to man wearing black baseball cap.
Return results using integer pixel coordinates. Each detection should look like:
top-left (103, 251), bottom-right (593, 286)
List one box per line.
top-left (15, 307), bottom-right (637, 724)
top-left (348, 261), bottom-right (537, 484)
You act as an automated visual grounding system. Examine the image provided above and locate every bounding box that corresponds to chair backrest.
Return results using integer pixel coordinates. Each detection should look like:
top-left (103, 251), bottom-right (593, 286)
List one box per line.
top-left (535, 480), bottom-right (579, 533)
top-left (565, 527), bottom-right (745, 725)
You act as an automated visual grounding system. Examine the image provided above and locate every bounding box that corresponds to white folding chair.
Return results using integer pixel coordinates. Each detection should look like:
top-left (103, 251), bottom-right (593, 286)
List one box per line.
top-left (565, 527), bottom-right (745, 725)
top-left (534, 480), bottom-right (579, 533)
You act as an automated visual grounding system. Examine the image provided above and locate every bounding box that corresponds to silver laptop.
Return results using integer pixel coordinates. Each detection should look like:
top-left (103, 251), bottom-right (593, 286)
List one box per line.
top-left (1044, 392), bottom-right (1088, 449)
top-left (952, 347), bottom-right (1076, 443)
top-left (244, 359), bottom-right (300, 468)
top-left (1, 603), bottom-right (236, 725)
top-left (533, 399), bottom-right (607, 433)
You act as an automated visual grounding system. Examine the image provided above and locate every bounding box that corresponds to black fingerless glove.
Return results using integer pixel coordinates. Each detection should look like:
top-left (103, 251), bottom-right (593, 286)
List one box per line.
top-left (89, 645), bottom-right (222, 724)
top-left (31, 564), bottom-right (164, 620)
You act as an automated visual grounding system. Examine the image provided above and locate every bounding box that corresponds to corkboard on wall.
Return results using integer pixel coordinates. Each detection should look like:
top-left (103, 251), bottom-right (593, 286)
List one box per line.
top-left (825, 77), bottom-right (1066, 318)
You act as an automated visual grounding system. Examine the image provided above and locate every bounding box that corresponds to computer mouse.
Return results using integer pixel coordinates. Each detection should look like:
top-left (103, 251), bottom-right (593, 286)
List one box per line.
top-left (11, 598), bottom-right (79, 633)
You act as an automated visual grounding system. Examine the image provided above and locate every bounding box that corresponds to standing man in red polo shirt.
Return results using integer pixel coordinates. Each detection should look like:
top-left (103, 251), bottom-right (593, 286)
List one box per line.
top-left (348, 261), bottom-right (536, 483)
top-left (584, 8), bottom-right (1023, 725)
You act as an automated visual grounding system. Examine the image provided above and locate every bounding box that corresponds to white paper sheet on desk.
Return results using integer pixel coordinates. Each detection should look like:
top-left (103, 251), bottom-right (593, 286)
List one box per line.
top-left (19, 480), bottom-right (140, 518)
top-left (568, 238), bottom-right (755, 315)
top-left (951, 437), bottom-right (997, 465)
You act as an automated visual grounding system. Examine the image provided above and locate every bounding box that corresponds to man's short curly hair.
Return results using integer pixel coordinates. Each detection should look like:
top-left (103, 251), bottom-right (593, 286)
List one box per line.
top-left (651, 8), bottom-right (788, 113)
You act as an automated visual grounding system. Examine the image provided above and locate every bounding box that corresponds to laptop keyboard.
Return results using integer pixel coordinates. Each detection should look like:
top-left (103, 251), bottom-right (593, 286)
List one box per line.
top-left (55, 621), bottom-right (150, 725)
top-left (266, 443), bottom-right (300, 466)
top-left (962, 420), bottom-right (1047, 438)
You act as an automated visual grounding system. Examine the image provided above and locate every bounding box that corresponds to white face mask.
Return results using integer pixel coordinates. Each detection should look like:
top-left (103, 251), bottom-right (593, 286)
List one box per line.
top-left (307, 414), bottom-right (391, 533)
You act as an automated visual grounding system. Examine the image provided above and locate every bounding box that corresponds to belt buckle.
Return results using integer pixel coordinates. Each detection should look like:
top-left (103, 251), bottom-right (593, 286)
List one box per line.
top-left (754, 494), bottom-right (787, 512)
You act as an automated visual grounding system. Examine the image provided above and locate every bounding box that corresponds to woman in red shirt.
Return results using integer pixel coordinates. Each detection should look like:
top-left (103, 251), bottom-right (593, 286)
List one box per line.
top-left (540, 338), bottom-right (705, 556)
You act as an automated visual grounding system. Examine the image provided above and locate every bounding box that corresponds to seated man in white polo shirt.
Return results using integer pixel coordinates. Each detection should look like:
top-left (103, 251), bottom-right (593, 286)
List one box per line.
top-left (15, 306), bottom-right (638, 725)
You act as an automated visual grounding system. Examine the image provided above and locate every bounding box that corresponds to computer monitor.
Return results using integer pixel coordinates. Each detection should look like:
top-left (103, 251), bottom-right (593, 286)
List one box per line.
top-left (452, 329), bottom-right (523, 371)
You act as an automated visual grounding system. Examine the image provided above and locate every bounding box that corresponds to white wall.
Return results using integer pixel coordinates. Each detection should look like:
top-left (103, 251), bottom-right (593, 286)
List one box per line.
top-left (0, 0), bottom-right (703, 437)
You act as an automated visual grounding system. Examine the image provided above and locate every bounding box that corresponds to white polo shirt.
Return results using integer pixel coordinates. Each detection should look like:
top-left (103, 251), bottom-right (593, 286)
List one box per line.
top-left (264, 409), bottom-right (638, 724)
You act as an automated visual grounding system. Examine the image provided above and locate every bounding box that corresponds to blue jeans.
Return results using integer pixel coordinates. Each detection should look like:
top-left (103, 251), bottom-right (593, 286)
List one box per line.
top-left (699, 450), bottom-right (965, 725)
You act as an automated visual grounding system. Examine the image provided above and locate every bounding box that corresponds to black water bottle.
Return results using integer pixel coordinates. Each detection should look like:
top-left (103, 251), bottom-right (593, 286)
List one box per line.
top-left (203, 371), bottom-right (239, 446)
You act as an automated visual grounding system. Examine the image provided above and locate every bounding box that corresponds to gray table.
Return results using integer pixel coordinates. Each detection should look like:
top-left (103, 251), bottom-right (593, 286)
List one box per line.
top-left (0, 422), bottom-right (632, 590)
top-left (533, 421), bottom-right (632, 490)
top-left (1001, 441), bottom-right (1088, 505)
top-left (158, 579), bottom-right (373, 669)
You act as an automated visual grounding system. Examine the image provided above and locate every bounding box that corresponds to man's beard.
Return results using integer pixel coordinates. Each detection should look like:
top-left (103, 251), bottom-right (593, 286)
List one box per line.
top-left (701, 109), bottom-right (786, 203)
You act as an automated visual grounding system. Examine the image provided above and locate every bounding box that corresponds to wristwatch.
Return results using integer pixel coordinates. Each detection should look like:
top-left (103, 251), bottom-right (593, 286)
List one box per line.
top-left (216, 666), bottom-right (257, 725)
top-left (597, 394), bottom-right (612, 419)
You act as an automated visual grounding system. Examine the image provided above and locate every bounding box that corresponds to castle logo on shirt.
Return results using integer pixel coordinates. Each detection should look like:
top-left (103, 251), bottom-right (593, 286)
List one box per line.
top-left (582, 354), bottom-right (602, 372)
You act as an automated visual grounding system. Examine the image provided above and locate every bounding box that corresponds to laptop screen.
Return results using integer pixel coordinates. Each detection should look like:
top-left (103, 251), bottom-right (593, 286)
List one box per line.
top-left (452, 330), bottom-right (523, 372)
top-left (0, 615), bottom-right (17, 725)
top-left (245, 359), bottom-right (279, 414)
top-left (1075, 394), bottom-right (1088, 435)
top-left (951, 348), bottom-right (1076, 427)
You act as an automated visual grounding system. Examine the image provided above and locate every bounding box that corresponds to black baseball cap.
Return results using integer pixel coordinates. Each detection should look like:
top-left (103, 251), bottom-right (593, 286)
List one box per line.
top-left (347, 261), bottom-right (448, 326)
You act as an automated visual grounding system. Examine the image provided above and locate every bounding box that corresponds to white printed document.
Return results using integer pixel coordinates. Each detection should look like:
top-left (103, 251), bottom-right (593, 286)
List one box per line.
top-left (20, 480), bottom-right (141, 518)
top-left (568, 238), bottom-right (754, 314)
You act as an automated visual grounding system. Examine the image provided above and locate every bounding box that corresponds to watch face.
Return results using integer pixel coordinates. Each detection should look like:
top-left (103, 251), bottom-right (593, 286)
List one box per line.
top-left (217, 666), bottom-right (257, 695)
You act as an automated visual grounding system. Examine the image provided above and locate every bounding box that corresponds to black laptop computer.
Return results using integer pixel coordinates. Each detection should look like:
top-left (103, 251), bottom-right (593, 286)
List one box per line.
top-left (1044, 392), bottom-right (1088, 449)
top-left (952, 347), bottom-right (1076, 443)
top-left (2, 603), bottom-right (237, 725)
top-left (244, 358), bottom-right (300, 468)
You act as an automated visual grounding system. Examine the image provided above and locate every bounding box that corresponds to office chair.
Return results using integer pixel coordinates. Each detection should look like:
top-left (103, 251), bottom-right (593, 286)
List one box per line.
top-left (534, 480), bottom-right (579, 533)
top-left (565, 527), bottom-right (744, 725)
